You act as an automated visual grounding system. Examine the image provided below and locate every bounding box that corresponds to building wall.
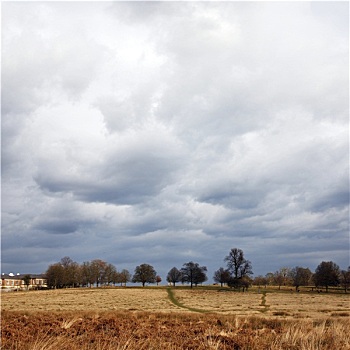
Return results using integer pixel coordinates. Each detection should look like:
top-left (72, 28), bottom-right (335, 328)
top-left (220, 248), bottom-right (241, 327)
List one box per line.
top-left (1, 276), bottom-right (47, 291)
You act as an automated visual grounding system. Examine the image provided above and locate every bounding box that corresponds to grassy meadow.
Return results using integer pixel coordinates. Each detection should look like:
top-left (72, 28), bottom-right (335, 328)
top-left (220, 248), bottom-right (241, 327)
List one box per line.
top-left (1, 286), bottom-right (350, 349)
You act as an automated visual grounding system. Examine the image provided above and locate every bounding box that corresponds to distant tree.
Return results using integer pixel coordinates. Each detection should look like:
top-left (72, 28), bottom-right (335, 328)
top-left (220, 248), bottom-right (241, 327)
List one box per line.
top-left (60, 256), bottom-right (80, 287)
top-left (46, 263), bottom-right (64, 289)
top-left (45, 258), bottom-right (120, 288)
top-left (273, 271), bottom-right (284, 290)
top-left (253, 275), bottom-right (268, 289)
top-left (60, 256), bottom-right (72, 266)
top-left (273, 267), bottom-right (292, 289)
top-left (225, 248), bottom-right (253, 279)
top-left (104, 263), bottom-right (118, 286)
top-left (166, 267), bottom-right (182, 287)
top-left (156, 275), bottom-right (162, 286)
top-left (227, 275), bottom-right (252, 291)
top-left (340, 267), bottom-right (350, 293)
top-left (118, 269), bottom-right (131, 287)
top-left (213, 267), bottom-right (231, 287)
top-left (90, 259), bottom-right (108, 287)
top-left (224, 248), bottom-right (253, 290)
top-left (194, 269), bottom-right (208, 287)
top-left (81, 261), bottom-right (94, 287)
top-left (313, 261), bottom-right (340, 292)
top-left (290, 267), bottom-right (312, 291)
top-left (132, 264), bottom-right (157, 287)
top-left (111, 270), bottom-right (119, 286)
top-left (280, 267), bottom-right (292, 285)
top-left (265, 272), bottom-right (274, 286)
top-left (180, 261), bottom-right (207, 288)
top-left (22, 274), bottom-right (31, 290)
top-left (74, 264), bottom-right (83, 287)
top-left (239, 276), bottom-right (252, 291)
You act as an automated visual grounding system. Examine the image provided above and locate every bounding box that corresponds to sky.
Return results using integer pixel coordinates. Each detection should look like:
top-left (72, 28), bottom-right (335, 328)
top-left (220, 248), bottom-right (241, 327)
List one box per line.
top-left (1, 1), bottom-right (349, 282)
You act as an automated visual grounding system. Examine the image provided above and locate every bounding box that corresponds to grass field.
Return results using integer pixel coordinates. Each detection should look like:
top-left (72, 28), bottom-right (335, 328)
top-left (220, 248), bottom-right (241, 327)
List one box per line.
top-left (1, 287), bottom-right (180, 313)
top-left (1, 287), bottom-right (350, 349)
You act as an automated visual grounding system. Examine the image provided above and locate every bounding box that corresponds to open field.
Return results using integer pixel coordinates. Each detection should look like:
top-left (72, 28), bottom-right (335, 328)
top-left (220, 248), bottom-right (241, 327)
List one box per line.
top-left (1, 287), bottom-right (350, 349)
top-left (1, 288), bottom-right (181, 313)
top-left (172, 288), bottom-right (350, 318)
top-left (266, 291), bottom-right (350, 318)
top-left (172, 289), bottom-right (264, 315)
top-left (2, 286), bottom-right (349, 318)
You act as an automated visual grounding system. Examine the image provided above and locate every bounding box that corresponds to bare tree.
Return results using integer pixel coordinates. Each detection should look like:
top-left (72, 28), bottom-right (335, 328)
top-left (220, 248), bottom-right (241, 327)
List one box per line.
top-left (265, 272), bottom-right (274, 286)
top-left (81, 261), bottom-right (94, 287)
top-left (60, 256), bottom-right (80, 287)
top-left (90, 259), bottom-right (108, 287)
top-left (46, 263), bottom-right (64, 289)
top-left (180, 262), bottom-right (207, 288)
top-left (104, 263), bottom-right (118, 286)
top-left (166, 267), bottom-right (182, 287)
top-left (340, 267), bottom-right (350, 293)
top-left (253, 275), bottom-right (268, 289)
top-left (213, 267), bottom-right (230, 287)
top-left (273, 271), bottom-right (284, 290)
top-left (132, 264), bottom-right (157, 287)
top-left (313, 261), bottom-right (340, 292)
top-left (224, 248), bottom-right (253, 290)
top-left (273, 267), bottom-right (292, 290)
top-left (118, 269), bottom-right (131, 287)
top-left (225, 248), bottom-right (253, 279)
top-left (290, 266), bottom-right (312, 291)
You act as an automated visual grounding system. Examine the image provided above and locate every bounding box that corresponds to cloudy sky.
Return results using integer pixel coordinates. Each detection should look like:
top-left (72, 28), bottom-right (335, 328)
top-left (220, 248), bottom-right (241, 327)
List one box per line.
top-left (2, 1), bottom-right (349, 281)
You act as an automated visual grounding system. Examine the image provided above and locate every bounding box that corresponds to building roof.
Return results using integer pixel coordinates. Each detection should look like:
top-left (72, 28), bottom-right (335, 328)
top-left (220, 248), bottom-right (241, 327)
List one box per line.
top-left (1, 273), bottom-right (47, 280)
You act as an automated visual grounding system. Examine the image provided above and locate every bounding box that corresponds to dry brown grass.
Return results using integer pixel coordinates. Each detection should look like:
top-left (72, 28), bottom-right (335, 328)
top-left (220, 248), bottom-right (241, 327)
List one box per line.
top-left (1, 287), bottom-right (350, 349)
top-left (1, 288), bottom-right (181, 313)
top-left (170, 288), bottom-right (350, 318)
top-left (173, 289), bottom-right (264, 315)
top-left (1, 310), bottom-right (349, 349)
top-left (265, 291), bottom-right (350, 318)
top-left (3, 287), bottom-right (349, 317)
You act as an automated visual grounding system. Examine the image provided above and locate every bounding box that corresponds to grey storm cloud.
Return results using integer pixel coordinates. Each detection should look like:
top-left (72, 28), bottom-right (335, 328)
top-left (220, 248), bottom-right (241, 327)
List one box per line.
top-left (34, 221), bottom-right (79, 235)
top-left (1, 1), bottom-right (349, 279)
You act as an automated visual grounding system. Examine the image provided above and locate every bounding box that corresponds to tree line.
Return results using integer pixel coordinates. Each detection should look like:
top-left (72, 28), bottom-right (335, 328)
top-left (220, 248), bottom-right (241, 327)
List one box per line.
top-left (44, 248), bottom-right (350, 292)
top-left (253, 261), bottom-right (350, 293)
top-left (46, 257), bottom-right (133, 288)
